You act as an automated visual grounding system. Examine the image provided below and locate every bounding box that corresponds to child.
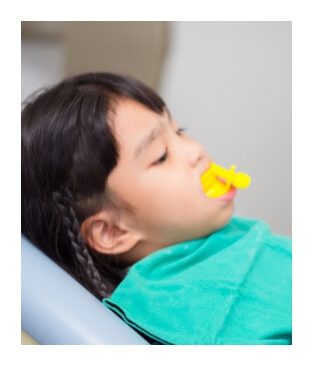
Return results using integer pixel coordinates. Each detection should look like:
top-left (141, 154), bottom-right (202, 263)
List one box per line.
top-left (21, 72), bottom-right (291, 345)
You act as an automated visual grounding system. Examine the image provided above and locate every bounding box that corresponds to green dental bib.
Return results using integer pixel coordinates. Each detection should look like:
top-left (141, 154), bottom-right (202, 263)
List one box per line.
top-left (102, 216), bottom-right (292, 345)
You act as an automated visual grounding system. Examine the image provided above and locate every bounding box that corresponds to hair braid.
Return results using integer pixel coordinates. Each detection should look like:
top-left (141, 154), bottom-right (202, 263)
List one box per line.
top-left (52, 188), bottom-right (110, 299)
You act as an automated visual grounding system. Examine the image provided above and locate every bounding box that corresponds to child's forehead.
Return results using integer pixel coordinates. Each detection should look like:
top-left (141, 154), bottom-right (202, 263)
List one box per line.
top-left (112, 99), bottom-right (171, 136)
top-left (114, 98), bottom-right (168, 122)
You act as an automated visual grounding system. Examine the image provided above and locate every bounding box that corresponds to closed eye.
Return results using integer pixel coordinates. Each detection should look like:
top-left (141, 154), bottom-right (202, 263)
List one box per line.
top-left (153, 127), bottom-right (187, 166)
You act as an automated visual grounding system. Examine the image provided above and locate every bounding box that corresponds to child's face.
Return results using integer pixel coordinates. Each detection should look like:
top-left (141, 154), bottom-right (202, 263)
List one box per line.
top-left (105, 98), bottom-right (235, 262)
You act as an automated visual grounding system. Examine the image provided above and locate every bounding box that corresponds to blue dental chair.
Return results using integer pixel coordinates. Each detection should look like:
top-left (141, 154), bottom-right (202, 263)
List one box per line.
top-left (21, 235), bottom-right (150, 345)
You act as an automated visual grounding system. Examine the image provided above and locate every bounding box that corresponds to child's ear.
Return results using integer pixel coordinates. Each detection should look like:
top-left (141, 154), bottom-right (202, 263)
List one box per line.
top-left (79, 212), bottom-right (141, 256)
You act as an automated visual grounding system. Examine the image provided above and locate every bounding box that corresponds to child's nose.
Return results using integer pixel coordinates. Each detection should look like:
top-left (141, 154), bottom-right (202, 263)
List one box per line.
top-left (188, 141), bottom-right (212, 169)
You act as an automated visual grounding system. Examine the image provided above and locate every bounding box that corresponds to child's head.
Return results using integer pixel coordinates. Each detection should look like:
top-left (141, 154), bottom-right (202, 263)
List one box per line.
top-left (22, 72), bottom-right (234, 300)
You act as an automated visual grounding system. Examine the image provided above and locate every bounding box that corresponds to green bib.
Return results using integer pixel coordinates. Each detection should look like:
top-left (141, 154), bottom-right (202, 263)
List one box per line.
top-left (102, 216), bottom-right (292, 345)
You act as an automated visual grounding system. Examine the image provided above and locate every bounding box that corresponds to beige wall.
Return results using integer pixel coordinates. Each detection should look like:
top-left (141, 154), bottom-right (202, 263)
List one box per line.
top-left (21, 21), bottom-right (169, 90)
top-left (21, 330), bottom-right (38, 345)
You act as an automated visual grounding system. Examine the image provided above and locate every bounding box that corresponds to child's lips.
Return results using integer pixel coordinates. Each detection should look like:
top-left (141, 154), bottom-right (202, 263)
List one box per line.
top-left (216, 186), bottom-right (237, 201)
top-left (198, 172), bottom-right (236, 200)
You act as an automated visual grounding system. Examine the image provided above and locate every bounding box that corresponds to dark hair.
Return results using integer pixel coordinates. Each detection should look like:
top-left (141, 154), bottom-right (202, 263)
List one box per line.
top-left (21, 72), bottom-right (167, 300)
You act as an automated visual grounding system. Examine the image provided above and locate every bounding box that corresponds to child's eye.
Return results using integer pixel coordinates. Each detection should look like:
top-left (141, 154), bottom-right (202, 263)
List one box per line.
top-left (154, 148), bottom-right (168, 165)
top-left (153, 127), bottom-right (187, 166)
top-left (176, 127), bottom-right (187, 136)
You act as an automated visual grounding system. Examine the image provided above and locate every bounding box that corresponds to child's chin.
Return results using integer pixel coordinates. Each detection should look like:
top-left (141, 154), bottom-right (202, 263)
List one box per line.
top-left (212, 208), bottom-right (234, 230)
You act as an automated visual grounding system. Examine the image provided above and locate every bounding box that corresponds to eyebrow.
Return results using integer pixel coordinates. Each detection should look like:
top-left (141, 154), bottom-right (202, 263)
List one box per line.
top-left (134, 111), bottom-right (172, 160)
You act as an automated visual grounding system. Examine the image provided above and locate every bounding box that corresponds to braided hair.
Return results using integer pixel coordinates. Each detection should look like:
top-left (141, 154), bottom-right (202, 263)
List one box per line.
top-left (52, 189), bottom-right (111, 298)
top-left (22, 72), bottom-right (167, 300)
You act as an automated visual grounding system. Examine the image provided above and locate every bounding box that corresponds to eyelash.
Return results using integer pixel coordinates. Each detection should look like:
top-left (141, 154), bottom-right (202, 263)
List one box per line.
top-left (154, 127), bottom-right (187, 165)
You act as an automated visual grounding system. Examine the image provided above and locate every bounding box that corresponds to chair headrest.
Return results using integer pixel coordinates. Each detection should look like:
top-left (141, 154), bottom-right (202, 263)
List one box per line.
top-left (21, 235), bottom-right (149, 344)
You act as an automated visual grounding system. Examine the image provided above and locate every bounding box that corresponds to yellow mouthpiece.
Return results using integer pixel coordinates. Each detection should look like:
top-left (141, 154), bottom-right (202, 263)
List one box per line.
top-left (200, 162), bottom-right (251, 198)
